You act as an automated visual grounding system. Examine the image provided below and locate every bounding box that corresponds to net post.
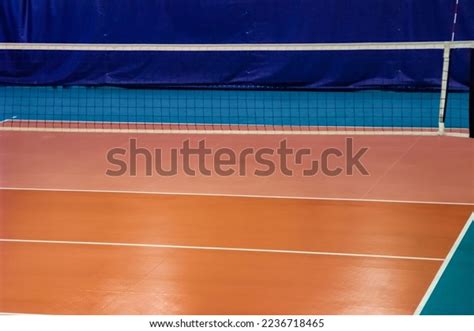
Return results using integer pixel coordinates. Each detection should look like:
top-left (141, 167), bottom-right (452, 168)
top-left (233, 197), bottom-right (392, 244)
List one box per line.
top-left (469, 48), bottom-right (474, 138)
top-left (438, 45), bottom-right (451, 136)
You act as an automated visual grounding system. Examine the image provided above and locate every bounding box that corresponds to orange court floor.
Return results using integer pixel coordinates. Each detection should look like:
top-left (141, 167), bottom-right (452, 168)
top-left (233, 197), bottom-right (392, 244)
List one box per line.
top-left (0, 131), bottom-right (473, 314)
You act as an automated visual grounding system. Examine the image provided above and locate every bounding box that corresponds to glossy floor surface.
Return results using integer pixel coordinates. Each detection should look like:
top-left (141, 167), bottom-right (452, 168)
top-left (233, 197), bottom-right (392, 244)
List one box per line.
top-left (0, 131), bottom-right (473, 314)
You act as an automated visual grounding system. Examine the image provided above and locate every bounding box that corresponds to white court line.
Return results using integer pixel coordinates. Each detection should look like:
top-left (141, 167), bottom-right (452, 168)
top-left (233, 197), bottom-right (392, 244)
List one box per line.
top-left (0, 313), bottom-right (49, 316)
top-left (414, 212), bottom-right (474, 314)
top-left (0, 119), bottom-right (468, 137)
top-left (0, 238), bottom-right (444, 262)
top-left (0, 126), bottom-right (458, 137)
top-left (1, 186), bottom-right (473, 206)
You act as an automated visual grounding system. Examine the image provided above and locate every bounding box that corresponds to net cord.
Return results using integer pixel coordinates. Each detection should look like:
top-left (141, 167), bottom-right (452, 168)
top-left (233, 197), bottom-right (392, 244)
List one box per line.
top-left (0, 41), bottom-right (473, 52)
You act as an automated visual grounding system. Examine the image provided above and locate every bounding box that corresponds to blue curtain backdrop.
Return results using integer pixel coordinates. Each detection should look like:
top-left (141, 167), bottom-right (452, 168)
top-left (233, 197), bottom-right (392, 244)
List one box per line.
top-left (0, 0), bottom-right (473, 89)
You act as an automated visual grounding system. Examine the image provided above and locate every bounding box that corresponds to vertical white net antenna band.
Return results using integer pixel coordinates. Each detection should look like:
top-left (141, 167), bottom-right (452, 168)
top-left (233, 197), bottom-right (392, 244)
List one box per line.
top-left (439, 0), bottom-right (461, 135)
top-left (451, 0), bottom-right (460, 41)
top-left (438, 46), bottom-right (451, 135)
